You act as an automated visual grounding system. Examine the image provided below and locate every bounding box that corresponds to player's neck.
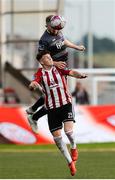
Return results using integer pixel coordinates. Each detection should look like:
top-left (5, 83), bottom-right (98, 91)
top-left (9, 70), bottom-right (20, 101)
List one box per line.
top-left (46, 29), bottom-right (58, 35)
top-left (43, 64), bottom-right (53, 71)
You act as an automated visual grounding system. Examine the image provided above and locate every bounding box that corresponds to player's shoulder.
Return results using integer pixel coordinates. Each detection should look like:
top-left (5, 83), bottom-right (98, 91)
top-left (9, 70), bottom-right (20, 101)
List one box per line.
top-left (39, 31), bottom-right (50, 47)
top-left (40, 30), bottom-right (50, 40)
top-left (55, 66), bottom-right (70, 75)
top-left (54, 66), bottom-right (63, 74)
top-left (36, 68), bottom-right (43, 75)
top-left (54, 66), bottom-right (60, 71)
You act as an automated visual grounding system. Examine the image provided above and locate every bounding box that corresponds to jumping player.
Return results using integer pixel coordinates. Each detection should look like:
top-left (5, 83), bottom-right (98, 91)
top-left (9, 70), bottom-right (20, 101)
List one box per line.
top-left (29, 51), bottom-right (87, 176)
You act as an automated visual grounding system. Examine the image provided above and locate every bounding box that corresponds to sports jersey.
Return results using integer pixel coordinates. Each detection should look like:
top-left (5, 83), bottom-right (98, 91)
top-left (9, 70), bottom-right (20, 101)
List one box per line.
top-left (33, 66), bottom-right (72, 109)
top-left (38, 30), bottom-right (68, 62)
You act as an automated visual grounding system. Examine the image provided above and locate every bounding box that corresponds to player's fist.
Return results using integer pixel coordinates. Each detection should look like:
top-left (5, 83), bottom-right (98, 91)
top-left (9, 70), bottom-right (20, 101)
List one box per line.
top-left (29, 81), bottom-right (39, 91)
top-left (79, 73), bottom-right (87, 79)
top-left (78, 45), bottom-right (85, 51)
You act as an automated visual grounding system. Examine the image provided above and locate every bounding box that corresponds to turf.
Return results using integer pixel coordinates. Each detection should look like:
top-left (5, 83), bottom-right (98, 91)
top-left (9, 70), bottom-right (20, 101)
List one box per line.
top-left (0, 143), bottom-right (115, 179)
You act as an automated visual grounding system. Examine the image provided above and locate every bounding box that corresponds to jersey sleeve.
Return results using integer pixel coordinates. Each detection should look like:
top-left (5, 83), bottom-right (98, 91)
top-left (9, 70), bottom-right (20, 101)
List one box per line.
top-left (59, 31), bottom-right (65, 40)
top-left (57, 67), bottom-right (71, 75)
top-left (38, 40), bottom-right (48, 52)
top-left (32, 68), bottom-right (42, 84)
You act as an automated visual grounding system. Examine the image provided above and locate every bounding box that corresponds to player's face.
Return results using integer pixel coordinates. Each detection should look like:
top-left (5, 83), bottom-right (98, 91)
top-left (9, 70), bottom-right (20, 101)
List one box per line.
top-left (41, 54), bottom-right (53, 67)
top-left (47, 25), bottom-right (59, 35)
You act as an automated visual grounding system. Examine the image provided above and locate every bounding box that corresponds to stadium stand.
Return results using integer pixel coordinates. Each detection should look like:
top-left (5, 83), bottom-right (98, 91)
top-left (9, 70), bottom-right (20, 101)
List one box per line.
top-left (4, 62), bottom-right (42, 104)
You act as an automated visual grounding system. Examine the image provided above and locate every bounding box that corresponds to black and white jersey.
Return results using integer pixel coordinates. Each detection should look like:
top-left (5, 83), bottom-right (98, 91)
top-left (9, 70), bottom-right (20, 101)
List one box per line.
top-left (38, 30), bottom-right (68, 62)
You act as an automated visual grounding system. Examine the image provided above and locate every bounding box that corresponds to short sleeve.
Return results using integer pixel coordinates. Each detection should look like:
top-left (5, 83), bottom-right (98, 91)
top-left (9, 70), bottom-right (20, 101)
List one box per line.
top-left (32, 68), bottom-right (42, 84)
top-left (38, 40), bottom-right (48, 52)
top-left (57, 67), bottom-right (70, 75)
top-left (59, 31), bottom-right (65, 40)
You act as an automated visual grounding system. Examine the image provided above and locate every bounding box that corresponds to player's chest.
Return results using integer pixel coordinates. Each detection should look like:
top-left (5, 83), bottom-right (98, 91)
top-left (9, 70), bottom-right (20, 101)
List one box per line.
top-left (48, 37), bottom-right (65, 50)
top-left (42, 70), bottom-right (63, 89)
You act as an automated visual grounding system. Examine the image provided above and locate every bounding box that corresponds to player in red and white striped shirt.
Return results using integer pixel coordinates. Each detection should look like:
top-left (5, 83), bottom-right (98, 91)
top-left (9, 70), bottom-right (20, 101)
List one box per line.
top-left (29, 51), bottom-right (87, 176)
top-left (33, 65), bottom-right (72, 110)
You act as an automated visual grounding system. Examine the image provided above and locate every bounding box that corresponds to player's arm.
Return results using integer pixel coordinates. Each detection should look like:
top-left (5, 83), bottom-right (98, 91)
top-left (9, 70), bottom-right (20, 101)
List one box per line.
top-left (68, 69), bottom-right (87, 79)
top-left (58, 68), bottom-right (87, 78)
top-left (38, 40), bottom-right (48, 52)
top-left (64, 39), bottom-right (85, 51)
top-left (29, 70), bottom-right (42, 92)
top-left (29, 81), bottom-right (41, 91)
top-left (53, 61), bottom-right (66, 69)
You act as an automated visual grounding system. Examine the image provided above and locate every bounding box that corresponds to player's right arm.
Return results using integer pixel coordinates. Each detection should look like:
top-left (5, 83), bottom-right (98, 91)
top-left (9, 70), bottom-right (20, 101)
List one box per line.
top-left (29, 69), bottom-right (42, 91)
top-left (38, 39), bottom-right (48, 52)
top-left (29, 81), bottom-right (40, 91)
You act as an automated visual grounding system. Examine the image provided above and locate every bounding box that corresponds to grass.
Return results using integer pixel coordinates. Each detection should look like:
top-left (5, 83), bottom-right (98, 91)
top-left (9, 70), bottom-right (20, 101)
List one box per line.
top-left (0, 143), bottom-right (115, 179)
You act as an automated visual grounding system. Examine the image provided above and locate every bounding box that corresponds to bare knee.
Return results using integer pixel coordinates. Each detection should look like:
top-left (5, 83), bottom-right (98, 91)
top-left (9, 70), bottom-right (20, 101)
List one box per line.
top-left (52, 129), bottom-right (61, 138)
top-left (64, 121), bottom-right (74, 133)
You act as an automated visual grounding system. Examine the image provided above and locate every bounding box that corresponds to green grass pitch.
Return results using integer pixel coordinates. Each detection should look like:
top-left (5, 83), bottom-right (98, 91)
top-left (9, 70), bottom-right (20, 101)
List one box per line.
top-left (0, 143), bottom-right (115, 179)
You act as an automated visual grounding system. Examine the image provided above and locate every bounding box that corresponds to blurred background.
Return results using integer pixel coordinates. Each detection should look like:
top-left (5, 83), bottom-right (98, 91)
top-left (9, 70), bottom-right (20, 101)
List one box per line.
top-left (0, 0), bottom-right (115, 144)
top-left (0, 1), bottom-right (115, 179)
top-left (0, 0), bottom-right (115, 105)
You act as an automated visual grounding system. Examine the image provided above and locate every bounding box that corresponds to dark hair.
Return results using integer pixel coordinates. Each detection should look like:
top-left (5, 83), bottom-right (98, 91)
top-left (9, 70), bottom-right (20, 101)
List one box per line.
top-left (36, 50), bottom-right (50, 61)
top-left (46, 15), bottom-right (54, 26)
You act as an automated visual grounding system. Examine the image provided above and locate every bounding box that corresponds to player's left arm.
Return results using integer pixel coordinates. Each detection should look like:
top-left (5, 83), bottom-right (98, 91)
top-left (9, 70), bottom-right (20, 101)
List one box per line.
top-left (57, 67), bottom-right (87, 78)
top-left (64, 39), bottom-right (85, 51)
top-left (68, 69), bottom-right (88, 79)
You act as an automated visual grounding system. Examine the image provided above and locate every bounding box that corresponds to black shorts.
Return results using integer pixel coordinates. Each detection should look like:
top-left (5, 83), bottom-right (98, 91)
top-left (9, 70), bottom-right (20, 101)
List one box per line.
top-left (47, 103), bottom-right (75, 133)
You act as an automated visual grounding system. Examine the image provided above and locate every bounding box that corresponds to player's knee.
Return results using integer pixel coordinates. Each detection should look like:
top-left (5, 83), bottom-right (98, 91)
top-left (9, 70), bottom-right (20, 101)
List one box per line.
top-left (52, 129), bottom-right (61, 137)
top-left (64, 121), bottom-right (73, 132)
top-left (65, 130), bottom-right (73, 135)
top-left (64, 126), bottom-right (73, 134)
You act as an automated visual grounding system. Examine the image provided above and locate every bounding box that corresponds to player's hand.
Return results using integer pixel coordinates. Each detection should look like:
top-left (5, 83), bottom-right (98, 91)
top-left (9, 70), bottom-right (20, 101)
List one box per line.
top-left (29, 81), bottom-right (39, 91)
top-left (54, 61), bottom-right (67, 69)
top-left (79, 73), bottom-right (88, 79)
top-left (78, 45), bottom-right (85, 51)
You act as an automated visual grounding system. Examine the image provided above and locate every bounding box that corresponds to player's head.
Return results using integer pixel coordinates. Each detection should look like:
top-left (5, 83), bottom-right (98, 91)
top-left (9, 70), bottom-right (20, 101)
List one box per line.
top-left (46, 15), bottom-right (59, 35)
top-left (46, 15), bottom-right (54, 26)
top-left (45, 15), bottom-right (66, 35)
top-left (36, 50), bottom-right (53, 67)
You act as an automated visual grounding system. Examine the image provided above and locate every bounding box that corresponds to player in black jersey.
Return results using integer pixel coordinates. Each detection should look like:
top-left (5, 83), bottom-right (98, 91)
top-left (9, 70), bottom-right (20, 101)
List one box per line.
top-left (26, 15), bottom-right (85, 133)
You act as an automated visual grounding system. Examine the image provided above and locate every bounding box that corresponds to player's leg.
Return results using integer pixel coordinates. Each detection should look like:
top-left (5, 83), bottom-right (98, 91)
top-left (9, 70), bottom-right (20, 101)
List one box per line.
top-left (48, 107), bottom-right (76, 176)
top-left (26, 96), bottom-right (45, 114)
top-left (52, 129), bottom-right (72, 163)
top-left (32, 106), bottom-right (47, 120)
top-left (27, 106), bottom-right (47, 134)
top-left (52, 129), bottom-right (76, 176)
top-left (64, 121), bottom-right (78, 162)
top-left (62, 103), bottom-right (78, 162)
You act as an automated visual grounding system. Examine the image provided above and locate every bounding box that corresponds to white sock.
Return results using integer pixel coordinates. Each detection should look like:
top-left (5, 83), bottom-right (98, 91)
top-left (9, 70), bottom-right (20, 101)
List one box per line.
top-left (65, 130), bottom-right (76, 149)
top-left (53, 136), bottom-right (72, 164)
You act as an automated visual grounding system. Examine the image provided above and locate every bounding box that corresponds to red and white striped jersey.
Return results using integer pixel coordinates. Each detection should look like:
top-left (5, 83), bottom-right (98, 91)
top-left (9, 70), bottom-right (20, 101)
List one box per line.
top-left (33, 66), bottom-right (72, 109)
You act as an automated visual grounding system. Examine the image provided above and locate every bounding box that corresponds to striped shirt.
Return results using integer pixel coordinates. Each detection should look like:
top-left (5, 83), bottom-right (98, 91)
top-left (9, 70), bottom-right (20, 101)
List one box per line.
top-left (33, 66), bottom-right (72, 109)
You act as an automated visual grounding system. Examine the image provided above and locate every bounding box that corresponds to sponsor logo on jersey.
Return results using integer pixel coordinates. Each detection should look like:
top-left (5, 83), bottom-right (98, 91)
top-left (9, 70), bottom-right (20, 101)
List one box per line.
top-left (56, 41), bottom-right (64, 49)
